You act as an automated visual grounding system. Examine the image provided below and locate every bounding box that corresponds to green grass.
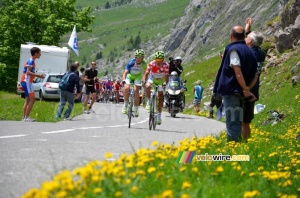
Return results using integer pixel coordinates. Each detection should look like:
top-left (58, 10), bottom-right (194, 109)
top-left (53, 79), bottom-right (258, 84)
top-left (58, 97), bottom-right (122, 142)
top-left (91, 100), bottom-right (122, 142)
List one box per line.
top-left (0, 92), bottom-right (83, 122)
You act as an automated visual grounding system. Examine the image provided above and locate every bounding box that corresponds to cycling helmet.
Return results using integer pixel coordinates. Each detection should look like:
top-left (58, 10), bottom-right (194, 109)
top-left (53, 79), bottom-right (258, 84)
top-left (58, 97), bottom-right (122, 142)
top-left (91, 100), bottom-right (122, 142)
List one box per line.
top-left (154, 51), bottom-right (165, 59)
top-left (134, 49), bottom-right (145, 57)
top-left (170, 71), bottom-right (178, 76)
top-left (175, 56), bottom-right (182, 61)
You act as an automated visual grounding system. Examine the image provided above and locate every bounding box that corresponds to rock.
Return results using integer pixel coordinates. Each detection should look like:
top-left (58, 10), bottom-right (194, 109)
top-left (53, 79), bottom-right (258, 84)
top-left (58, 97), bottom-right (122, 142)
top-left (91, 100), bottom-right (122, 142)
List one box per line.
top-left (292, 76), bottom-right (299, 87)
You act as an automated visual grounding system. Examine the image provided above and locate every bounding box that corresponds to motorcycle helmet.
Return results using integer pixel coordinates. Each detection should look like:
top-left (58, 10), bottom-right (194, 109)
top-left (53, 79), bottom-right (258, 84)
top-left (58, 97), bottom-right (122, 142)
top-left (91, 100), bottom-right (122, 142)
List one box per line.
top-left (154, 51), bottom-right (165, 59)
top-left (174, 56), bottom-right (182, 61)
top-left (170, 71), bottom-right (178, 76)
top-left (134, 49), bottom-right (145, 57)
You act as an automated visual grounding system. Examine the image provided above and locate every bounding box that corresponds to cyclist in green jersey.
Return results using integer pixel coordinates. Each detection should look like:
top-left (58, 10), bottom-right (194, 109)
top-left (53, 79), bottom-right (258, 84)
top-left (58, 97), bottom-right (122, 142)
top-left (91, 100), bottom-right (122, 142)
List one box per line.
top-left (122, 49), bottom-right (147, 117)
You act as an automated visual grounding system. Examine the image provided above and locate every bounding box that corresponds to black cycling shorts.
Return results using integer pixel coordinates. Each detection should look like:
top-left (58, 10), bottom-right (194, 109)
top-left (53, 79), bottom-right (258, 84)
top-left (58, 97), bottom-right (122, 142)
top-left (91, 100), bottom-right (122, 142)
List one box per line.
top-left (86, 85), bottom-right (96, 94)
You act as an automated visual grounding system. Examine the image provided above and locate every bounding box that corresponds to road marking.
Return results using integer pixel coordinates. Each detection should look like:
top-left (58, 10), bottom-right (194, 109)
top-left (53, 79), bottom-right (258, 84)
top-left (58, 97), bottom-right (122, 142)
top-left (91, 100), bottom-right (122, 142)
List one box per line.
top-left (41, 129), bottom-right (75, 134)
top-left (0, 134), bottom-right (28, 139)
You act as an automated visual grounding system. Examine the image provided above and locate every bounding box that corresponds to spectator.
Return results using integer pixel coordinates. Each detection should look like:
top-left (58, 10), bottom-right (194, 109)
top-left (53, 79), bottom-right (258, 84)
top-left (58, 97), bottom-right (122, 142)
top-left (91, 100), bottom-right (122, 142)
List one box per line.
top-left (242, 18), bottom-right (266, 141)
top-left (83, 61), bottom-right (98, 113)
top-left (213, 25), bottom-right (258, 142)
top-left (56, 64), bottom-right (80, 120)
top-left (193, 80), bottom-right (204, 113)
top-left (20, 47), bottom-right (45, 122)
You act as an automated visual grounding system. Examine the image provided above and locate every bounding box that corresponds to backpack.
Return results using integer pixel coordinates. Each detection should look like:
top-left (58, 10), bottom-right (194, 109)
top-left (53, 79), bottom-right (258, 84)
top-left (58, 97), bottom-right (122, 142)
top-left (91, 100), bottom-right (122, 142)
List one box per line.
top-left (59, 72), bottom-right (73, 90)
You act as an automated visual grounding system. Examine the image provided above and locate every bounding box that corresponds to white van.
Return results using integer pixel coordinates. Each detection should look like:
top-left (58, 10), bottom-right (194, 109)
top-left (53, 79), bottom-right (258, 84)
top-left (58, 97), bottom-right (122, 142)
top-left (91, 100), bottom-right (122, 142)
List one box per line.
top-left (17, 44), bottom-right (70, 98)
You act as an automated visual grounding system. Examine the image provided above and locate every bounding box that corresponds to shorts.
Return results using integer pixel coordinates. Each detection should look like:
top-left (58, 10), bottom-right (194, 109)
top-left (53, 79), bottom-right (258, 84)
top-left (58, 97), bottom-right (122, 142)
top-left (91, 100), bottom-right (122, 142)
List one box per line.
top-left (243, 101), bottom-right (255, 123)
top-left (21, 81), bottom-right (34, 98)
top-left (146, 76), bottom-right (164, 92)
top-left (85, 85), bottom-right (96, 94)
top-left (126, 73), bottom-right (142, 86)
top-left (193, 98), bottom-right (201, 105)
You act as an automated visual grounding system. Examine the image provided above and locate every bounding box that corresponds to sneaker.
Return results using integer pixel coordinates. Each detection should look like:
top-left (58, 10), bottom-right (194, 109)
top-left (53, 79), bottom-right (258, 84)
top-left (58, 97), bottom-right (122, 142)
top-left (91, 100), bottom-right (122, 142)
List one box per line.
top-left (157, 115), bottom-right (162, 125)
top-left (122, 105), bottom-right (127, 114)
top-left (84, 109), bottom-right (90, 114)
top-left (24, 117), bottom-right (36, 122)
top-left (145, 101), bottom-right (150, 112)
top-left (64, 117), bottom-right (72, 121)
top-left (89, 108), bottom-right (95, 113)
top-left (133, 107), bottom-right (139, 117)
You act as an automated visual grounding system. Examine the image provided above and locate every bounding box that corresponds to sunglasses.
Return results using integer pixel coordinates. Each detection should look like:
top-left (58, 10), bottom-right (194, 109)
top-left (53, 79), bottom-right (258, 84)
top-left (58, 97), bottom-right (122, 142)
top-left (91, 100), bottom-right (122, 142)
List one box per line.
top-left (155, 58), bottom-right (164, 62)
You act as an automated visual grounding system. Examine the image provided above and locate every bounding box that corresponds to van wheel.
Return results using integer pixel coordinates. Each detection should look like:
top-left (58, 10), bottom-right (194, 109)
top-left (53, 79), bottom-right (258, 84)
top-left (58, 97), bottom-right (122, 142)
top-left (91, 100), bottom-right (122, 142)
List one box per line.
top-left (39, 90), bottom-right (45, 101)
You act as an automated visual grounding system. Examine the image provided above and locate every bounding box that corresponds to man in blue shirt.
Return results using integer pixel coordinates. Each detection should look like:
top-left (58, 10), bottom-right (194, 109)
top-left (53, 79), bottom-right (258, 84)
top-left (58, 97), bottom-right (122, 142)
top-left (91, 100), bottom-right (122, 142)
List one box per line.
top-left (193, 80), bottom-right (204, 113)
top-left (213, 25), bottom-right (258, 142)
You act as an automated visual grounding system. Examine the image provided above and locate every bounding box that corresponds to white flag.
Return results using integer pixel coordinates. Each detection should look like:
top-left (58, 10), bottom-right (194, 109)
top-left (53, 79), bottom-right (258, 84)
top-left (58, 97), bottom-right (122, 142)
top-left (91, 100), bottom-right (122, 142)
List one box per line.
top-left (68, 25), bottom-right (79, 56)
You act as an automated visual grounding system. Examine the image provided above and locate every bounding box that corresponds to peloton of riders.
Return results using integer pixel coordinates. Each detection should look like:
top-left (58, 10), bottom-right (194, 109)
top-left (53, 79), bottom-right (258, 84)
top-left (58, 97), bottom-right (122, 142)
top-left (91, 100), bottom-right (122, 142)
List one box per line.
top-left (80, 50), bottom-right (185, 125)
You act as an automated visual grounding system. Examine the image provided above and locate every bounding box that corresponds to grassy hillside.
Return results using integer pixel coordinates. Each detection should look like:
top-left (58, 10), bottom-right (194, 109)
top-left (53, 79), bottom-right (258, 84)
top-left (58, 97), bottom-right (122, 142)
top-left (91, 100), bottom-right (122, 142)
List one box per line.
top-left (64, 0), bottom-right (190, 69)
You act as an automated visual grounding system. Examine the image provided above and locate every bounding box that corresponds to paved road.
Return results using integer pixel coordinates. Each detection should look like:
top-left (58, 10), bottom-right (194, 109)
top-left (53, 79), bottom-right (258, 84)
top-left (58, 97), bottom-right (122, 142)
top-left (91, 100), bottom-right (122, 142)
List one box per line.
top-left (0, 102), bottom-right (225, 198)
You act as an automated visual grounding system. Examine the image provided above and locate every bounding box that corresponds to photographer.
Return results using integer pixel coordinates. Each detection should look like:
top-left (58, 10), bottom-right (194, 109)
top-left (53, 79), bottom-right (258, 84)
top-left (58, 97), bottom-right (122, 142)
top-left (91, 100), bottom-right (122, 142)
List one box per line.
top-left (169, 56), bottom-right (183, 77)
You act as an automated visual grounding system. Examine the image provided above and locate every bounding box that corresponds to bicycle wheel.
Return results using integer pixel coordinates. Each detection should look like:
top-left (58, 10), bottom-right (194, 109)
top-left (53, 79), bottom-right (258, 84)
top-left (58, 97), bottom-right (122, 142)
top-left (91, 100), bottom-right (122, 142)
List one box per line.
top-left (149, 99), bottom-right (153, 130)
top-left (128, 99), bottom-right (133, 128)
top-left (152, 95), bottom-right (157, 130)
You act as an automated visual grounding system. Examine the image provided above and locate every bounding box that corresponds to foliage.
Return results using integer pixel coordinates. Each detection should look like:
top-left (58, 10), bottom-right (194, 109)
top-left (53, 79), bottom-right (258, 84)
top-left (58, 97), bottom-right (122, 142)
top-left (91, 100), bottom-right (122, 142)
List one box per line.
top-left (0, 0), bottom-right (95, 92)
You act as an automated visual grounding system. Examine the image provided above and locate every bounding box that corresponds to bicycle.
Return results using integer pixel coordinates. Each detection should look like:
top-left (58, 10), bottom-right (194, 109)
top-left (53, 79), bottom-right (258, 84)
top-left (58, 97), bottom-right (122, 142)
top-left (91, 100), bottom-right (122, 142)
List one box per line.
top-left (149, 85), bottom-right (159, 130)
top-left (127, 81), bottom-right (135, 128)
top-left (261, 110), bottom-right (285, 126)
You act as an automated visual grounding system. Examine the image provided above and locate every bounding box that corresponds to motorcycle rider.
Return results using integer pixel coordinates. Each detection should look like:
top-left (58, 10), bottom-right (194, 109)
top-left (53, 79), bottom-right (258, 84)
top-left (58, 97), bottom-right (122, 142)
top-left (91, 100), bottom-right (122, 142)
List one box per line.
top-left (164, 71), bottom-right (185, 110)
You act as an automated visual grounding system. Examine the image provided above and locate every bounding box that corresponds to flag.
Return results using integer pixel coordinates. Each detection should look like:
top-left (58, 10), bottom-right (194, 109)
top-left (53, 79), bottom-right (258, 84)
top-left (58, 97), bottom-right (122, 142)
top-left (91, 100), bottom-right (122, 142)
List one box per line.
top-left (68, 25), bottom-right (79, 56)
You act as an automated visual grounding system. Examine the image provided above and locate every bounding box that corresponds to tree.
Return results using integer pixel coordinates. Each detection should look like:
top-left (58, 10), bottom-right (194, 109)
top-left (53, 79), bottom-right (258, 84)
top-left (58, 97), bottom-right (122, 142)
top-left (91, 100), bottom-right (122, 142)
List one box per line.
top-left (0, 0), bottom-right (94, 92)
top-left (105, 2), bottom-right (111, 9)
top-left (96, 51), bottom-right (103, 59)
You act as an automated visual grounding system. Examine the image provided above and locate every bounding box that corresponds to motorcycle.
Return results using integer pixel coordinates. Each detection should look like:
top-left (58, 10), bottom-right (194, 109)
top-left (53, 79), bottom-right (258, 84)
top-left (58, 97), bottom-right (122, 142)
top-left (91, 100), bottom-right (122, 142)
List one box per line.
top-left (164, 76), bottom-right (186, 117)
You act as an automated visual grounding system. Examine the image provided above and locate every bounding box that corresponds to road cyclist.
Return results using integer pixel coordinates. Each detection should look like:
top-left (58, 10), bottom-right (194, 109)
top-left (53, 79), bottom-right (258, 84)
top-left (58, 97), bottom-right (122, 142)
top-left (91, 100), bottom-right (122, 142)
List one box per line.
top-left (143, 50), bottom-right (169, 125)
top-left (122, 49), bottom-right (148, 117)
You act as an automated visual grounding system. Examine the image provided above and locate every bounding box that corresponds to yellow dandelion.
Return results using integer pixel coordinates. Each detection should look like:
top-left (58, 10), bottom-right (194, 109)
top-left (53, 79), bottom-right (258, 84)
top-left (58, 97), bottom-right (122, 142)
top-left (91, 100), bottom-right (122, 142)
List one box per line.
top-left (162, 190), bottom-right (174, 198)
top-left (93, 188), bottom-right (102, 194)
top-left (282, 180), bottom-right (292, 187)
top-left (104, 152), bottom-right (113, 159)
top-left (268, 152), bottom-right (277, 157)
top-left (249, 172), bottom-right (256, 177)
top-left (147, 167), bottom-right (156, 174)
top-left (55, 191), bottom-right (67, 198)
top-left (180, 167), bottom-right (187, 172)
top-left (192, 167), bottom-right (199, 173)
top-left (130, 186), bottom-right (139, 193)
top-left (181, 194), bottom-right (190, 198)
top-left (181, 181), bottom-right (192, 190)
top-left (243, 190), bottom-right (261, 198)
top-left (283, 166), bottom-right (290, 171)
top-left (258, 166), bottom-right (264, 171)
top-left (124, 179), bottom-right (131, 185)
top-left (156, 171), bottom-right (164, 179)
top-left (216, 166), bottom-right (224, 173)
top-left (151, 141), bottom-right (159, 146)
top-left (115, 191), bottom-right (122, 197)
top-left (159, 162), bottom-right (165, 167)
